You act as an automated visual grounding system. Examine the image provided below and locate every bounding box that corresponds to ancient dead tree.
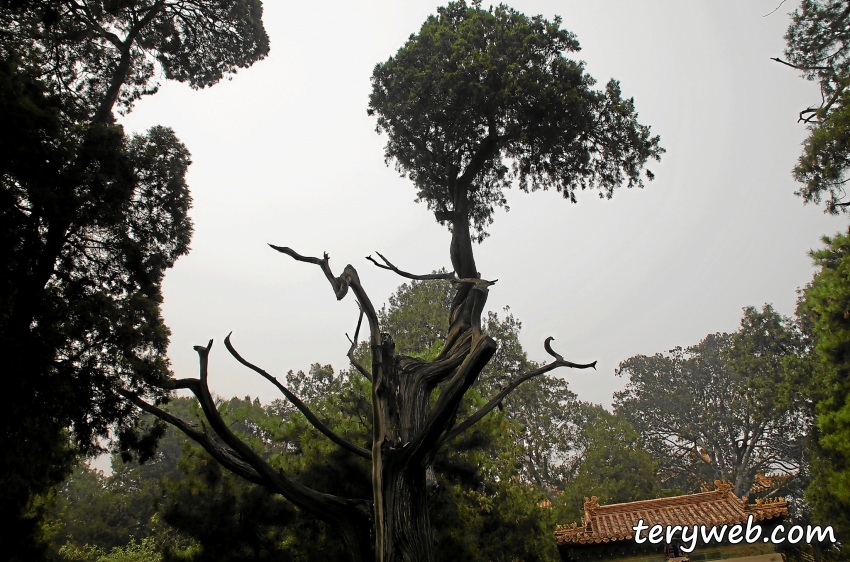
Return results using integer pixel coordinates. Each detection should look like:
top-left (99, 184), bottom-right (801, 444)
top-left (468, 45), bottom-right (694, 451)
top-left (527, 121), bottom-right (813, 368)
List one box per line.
top-left (122, 244), bottom-right (595, 561)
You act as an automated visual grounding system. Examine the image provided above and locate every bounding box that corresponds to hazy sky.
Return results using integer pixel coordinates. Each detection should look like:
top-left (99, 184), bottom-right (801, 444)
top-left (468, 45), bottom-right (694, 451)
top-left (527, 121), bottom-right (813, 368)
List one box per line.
top-left (118, 0), bottom-right (846, 409)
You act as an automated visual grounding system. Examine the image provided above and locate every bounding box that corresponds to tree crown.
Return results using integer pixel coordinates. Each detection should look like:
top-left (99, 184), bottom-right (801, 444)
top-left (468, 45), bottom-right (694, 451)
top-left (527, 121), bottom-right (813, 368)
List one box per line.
top-left (1, 0), bottom-right (269, 123)
top-left (368, 1), bottom-right (663, 240)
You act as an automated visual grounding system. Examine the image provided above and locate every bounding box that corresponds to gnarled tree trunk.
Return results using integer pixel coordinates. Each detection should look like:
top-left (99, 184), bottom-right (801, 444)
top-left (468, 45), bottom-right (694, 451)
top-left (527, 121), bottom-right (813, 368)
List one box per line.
top-left (122, 205), bottom-right (593, 562)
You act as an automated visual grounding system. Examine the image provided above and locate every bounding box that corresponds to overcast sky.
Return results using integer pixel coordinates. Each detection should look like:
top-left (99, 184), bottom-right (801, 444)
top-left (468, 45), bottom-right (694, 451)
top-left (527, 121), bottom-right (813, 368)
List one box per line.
top-left (118, 0), bottom-right (846, 409)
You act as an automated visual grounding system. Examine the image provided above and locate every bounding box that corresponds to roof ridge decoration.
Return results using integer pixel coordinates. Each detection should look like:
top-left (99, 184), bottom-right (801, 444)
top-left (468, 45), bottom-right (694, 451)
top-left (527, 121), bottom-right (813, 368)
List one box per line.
top-left (714, 479), bottom-right (733, 497)
top-left (555, 481), bottom-right (788, 546)
top-left (583, 496), bottom-right (600, 531)
top-left (702, 473), bottom-right (792, 496)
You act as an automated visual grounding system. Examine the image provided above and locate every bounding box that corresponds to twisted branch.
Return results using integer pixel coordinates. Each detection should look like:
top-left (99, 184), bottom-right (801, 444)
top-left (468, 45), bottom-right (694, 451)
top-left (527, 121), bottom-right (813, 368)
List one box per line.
top-left (269, 244), bottom-right (380, 346)
top-left (437, 337), bottom-right (596, 448)
top-left (224, 333), bottom-right (371, 460)
top-left (411, 332), bottom-right (499, 460)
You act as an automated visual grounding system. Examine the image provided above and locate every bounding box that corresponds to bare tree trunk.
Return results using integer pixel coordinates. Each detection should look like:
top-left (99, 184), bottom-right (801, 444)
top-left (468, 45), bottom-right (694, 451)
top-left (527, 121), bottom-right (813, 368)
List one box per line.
top-left (375, 452), bottom-right (434, 562)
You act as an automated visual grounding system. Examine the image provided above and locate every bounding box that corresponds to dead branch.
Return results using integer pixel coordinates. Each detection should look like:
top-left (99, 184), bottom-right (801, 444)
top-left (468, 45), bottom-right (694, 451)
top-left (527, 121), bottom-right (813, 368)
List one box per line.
top-left (118, 388), bottom-right (267, 485)
top-left (437, 337), bottom-right (596, 447)
top-left (366, 251), bottom-right (455, 281)
top-left (269, 244), bottom-right (381, 346)
top-left (268, 244), bottom-right (348, 300)
top-left (346, 306), bottom-right (372, 382)
top-left (131, 341), bottom-right (374, 562)
top-left (770, 57), bottom-right (830, 72)
top-left (187, 342), bottom-right (368, 509)
top-left (224, 333), bottom-right (372, 460)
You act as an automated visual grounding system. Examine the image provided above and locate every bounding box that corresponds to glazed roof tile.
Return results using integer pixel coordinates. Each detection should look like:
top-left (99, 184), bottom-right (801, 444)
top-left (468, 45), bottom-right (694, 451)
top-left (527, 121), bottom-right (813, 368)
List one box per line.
top-left (555, 480), bottom-right (788, 545)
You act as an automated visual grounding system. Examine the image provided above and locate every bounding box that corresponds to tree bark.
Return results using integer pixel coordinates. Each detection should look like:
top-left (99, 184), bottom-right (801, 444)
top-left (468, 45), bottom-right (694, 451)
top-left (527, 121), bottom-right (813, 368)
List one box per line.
top-left (370, 200), bottom-right (498, 559)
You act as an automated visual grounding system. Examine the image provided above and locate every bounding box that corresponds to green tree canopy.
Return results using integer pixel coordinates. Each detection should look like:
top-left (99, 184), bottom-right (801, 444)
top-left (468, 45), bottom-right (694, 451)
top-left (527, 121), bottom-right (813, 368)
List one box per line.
top-left (782, 0), bottom-right (850, 211)
top-left (368, 0), bottom-right (662, 250)
top-left (553, 405), bottom-right (661, 525)
top-left (0, 2), bottom-right (269, 558)
top-left (614, 306), bottom-right (808, 501)
top-left (1, 0), bottom-right (269, 123)
top-left (797, 229), bottom-right (850, 546)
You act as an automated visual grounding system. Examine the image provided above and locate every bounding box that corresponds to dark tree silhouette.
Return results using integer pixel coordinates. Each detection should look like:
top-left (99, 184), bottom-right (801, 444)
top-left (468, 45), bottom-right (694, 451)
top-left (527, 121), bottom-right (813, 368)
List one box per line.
top-left (0, 2), bottom-right (268, 557)
top-left (121, 3), bottom-right (661, 561)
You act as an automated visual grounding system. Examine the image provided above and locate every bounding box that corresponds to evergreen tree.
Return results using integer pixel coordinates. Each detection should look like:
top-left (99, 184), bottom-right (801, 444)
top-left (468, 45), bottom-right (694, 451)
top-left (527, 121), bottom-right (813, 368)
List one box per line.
top-left (0, 2), bottom-right (268, 557)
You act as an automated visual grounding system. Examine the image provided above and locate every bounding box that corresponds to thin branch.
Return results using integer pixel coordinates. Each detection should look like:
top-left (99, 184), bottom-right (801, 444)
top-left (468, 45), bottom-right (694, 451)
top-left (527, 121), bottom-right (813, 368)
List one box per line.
top-left (438, 337), bottom-right (596, 447)
top-left (346, 306), bottom-right (372, 382)
top-left (366, 252), bottom-right (455, 281)
top-left (224, 333), bottom-right (372, 460)
top-left (770, 57), bottom-right (831, 72)
top-left (763, 0), bottom-right (787, 17)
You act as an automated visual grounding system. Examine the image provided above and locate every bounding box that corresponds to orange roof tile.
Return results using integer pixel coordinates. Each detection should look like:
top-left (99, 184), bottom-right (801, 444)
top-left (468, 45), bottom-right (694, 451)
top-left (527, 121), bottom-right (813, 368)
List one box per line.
top-left (555, 480), bottom-right (788, 545)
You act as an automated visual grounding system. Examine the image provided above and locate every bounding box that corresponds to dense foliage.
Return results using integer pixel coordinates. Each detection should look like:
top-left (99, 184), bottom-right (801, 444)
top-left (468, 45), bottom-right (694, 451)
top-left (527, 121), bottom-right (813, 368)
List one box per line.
top-left (0, 1), bottom-right (268, 558)
top-left (798, 230), bottom-right (850, 548)
top-left (614, 306), bottom-right (808, 501)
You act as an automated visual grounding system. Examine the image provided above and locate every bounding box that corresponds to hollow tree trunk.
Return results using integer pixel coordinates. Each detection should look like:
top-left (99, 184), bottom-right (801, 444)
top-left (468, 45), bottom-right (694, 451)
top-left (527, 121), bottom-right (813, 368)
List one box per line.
top-left (372, 334), bottom-right (438, 562)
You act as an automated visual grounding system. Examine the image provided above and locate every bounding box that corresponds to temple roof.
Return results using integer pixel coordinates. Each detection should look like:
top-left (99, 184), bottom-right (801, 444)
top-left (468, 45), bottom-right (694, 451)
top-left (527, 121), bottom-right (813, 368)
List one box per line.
top-left (555, 480), bottom-right (788, 545)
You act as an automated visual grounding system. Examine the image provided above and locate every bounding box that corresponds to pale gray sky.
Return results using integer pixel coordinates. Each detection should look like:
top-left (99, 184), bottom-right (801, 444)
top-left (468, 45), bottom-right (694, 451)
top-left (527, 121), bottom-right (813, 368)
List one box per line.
top-left (119, 0), bottom-right (846, 409)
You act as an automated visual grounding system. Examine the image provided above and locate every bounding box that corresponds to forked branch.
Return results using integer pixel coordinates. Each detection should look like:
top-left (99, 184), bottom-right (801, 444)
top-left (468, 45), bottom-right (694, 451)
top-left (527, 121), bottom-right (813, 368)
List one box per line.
top-left (346, 306), bottom-right (372, 382)
top-left (186, 340), bottom-right (369, 525)
top-left (438, 337), bottom-right (596, 447)
top-left (268, 245), bottom-right (348, 299)
top-left (118, 389), bottom-right (267, 486)
top-left (365, 252), bottom-right (498, 288)
top-left (224, 334), bottom-right (372, 460)
top-left (129, 341), bottom-right (374, 562)
top-left (366, 251), bottom-right (455, 281)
